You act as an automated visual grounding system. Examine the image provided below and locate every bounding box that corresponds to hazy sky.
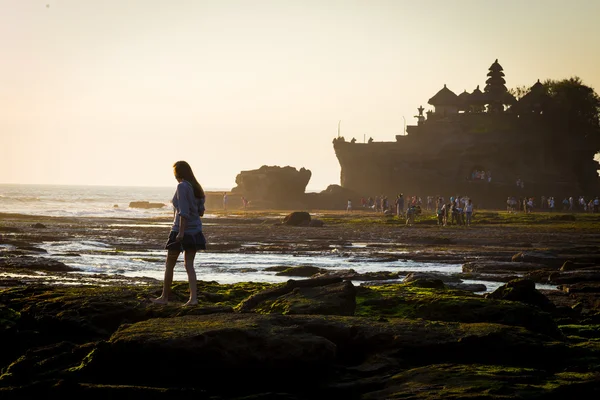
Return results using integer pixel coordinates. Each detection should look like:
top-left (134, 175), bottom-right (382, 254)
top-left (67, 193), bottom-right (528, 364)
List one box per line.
top-left (2, 0), bottom-right (599, 190)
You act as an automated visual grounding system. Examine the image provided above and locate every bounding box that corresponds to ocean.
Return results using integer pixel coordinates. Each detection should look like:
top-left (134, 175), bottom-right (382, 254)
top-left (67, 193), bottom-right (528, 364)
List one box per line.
top-left (0, 183), bottom-right (197, 218)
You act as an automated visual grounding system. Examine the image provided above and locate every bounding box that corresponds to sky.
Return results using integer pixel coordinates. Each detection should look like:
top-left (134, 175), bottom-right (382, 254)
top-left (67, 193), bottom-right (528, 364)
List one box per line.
top-left (1, 0), bottom-right (599, 190)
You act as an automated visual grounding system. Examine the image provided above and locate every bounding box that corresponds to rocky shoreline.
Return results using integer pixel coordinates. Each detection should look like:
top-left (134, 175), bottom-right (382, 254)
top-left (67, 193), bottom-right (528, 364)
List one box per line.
top-left (1, 210), bottom-right (600, 398)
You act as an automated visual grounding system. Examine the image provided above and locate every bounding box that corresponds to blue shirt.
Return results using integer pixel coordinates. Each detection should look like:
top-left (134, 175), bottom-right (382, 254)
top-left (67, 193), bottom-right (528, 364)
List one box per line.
top-left (171, 180), bottom-right (204, 233)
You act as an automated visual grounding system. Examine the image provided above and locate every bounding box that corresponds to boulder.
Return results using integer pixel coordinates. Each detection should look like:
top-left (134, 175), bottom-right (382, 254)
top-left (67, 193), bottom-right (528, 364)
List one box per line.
top-left (231, 165), bottom-right (311, 201)
top-left (282, 211), bottom-right (311, 226)
top-left (486, 278), bottom-right (555, 312)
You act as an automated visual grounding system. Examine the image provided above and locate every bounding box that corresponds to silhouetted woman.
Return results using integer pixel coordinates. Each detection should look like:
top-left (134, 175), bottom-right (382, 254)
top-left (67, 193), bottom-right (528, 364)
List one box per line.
top-left (153, 161), bottom-right (206, 306)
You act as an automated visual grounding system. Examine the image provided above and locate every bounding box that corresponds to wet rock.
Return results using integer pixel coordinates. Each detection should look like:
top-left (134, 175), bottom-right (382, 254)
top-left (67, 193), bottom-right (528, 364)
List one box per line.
top-left (486, 278), bottom-right (555, 312)
top-left (236, 277), bottom-right (343, 313)
top-left (512, 251), bottom-right (562, 268)
top-left (446, 283), bottom-right (487, 292)
top-left (462, 261), bottom-right (550, 274)
top-left (282, 211), bottom-right (311, 226)
top-left (0, 256), bottom-right (77, 272)
top-left (30, 223), bottom-right (46, 229)
top-left (129, 201), bottom-right (165, 209)
top-left (263, 266), bottom-right (290, 272)
top-left (0, 227), bottom-right (20, 233)
top-left (275, 265), bottom-right (327, 277)
top-left (559, 260), bottom-right (600, 271)
top-left (404, 272), bottom-right (462, 284)
top-left (16, 246), bottom-right (47, 253)
top-left (348, 255), bottom-right (399, 263)
top-left (314, 270), bottom-right (400, 281)
top-left (403, 278), bottom-right (445, 289)
top-left (549, 270), bottom-right (600, 285)
top-left (561, 282), bottom-right (600, 294)
top-left (309, 219), bottom-right (324, 227)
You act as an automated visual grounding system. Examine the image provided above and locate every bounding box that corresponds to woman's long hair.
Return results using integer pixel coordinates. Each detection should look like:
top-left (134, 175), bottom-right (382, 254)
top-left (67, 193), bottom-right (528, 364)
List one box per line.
top-left (173, 161), bottom-right (205, 199)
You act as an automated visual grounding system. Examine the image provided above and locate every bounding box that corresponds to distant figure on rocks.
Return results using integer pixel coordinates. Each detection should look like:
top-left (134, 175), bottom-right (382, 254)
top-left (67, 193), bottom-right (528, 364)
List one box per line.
top-left (241, 196), bottom-right (249, 210)
top-left (153, 161), bottom-right (206, 307)
top-left (347, 199), bottom-right (352, 213)
top-left (223, 192), bottom-right (228, 211)
top-left (465, 199), bottom-right (474, 226)
top-left (395, 194), bottom-right (404, 218)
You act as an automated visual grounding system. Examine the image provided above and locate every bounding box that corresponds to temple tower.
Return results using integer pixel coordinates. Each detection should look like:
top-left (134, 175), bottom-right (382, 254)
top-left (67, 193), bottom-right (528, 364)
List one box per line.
top-left (484, 59), bottom-right (515, 112)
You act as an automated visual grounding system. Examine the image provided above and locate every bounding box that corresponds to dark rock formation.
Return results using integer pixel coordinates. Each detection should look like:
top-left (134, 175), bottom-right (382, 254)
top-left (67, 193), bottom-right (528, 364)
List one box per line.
top-left (129, 201), bottom-right (165, 209)
top-left (0, 256), bottom-right (77, 272)
top-left (304, 184), bottom-right (361, 210)
top-left (231, 165), bottom-right (311, 203)
top-left (462, 260), bottom-right (551, 274)
top-left (275, 265), bottom-right (326, 277)
top-left (282, 211), bottom-right (311, 226)
top-left (1, 279), bottom-right (599, 398)
top-left (486, 278), bottom-right (556, 312)
top-left (512, 251), bottom-right (562, 268)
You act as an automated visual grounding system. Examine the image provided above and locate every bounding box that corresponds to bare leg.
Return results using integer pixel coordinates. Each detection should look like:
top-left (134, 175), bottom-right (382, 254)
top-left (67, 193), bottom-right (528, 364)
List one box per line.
top-left (183, 249), bottom-right (198, 306)
top-left (153, 251), bottom-right (179, 304)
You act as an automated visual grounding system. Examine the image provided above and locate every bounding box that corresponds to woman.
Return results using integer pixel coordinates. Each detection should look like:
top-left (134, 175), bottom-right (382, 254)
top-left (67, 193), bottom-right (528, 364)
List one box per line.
top-left (153, 161), bottom-right (206, 306)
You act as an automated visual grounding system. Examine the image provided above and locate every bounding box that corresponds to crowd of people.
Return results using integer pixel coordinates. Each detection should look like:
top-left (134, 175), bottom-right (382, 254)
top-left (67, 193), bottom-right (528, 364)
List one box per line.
top-left (508, 195), bottom-right (600, 213)
top-left (352, 194), bottom-right (475, 227)
top-left (348, 191), bottom-right (600, 226)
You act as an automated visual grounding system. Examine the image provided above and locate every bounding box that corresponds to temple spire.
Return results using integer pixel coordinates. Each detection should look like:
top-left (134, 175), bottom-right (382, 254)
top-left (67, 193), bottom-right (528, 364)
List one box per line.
top-left (484, 59), bottom-right (514, 112)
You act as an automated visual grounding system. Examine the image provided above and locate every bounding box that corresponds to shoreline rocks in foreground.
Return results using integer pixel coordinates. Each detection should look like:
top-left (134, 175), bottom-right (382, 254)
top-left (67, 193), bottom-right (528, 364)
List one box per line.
top-left (0, 276), bottom-right (599, 398)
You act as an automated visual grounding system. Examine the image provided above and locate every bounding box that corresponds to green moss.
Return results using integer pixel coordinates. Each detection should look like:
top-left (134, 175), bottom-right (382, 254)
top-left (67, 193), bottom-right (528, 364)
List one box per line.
top-left (364, 363), bottom-right (600, 399)
top-left (355, 283), bottom-right (560, 337)
top-left (559, 324), bottom-right (600, 339)
top-left (0, 305), bottom-right (20, 330)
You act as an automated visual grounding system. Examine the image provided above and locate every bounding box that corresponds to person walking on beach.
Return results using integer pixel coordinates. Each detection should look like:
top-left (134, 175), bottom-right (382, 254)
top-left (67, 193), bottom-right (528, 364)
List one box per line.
top-left (153, 161), bottom-right (206, 306)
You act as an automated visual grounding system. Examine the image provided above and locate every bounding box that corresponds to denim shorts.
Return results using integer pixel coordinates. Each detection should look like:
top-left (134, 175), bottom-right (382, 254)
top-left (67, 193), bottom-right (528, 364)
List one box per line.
top-left (165, 231), bottom-right (207, 252)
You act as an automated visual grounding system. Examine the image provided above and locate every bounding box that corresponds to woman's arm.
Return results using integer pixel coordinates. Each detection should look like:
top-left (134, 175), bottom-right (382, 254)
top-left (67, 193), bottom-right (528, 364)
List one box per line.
top-left (176, 216), bottom-right (187, 241)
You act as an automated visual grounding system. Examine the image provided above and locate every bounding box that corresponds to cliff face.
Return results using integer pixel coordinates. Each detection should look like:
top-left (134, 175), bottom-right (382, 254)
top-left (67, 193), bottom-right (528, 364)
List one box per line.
top-left (334, 114), bottom-right (599, 206)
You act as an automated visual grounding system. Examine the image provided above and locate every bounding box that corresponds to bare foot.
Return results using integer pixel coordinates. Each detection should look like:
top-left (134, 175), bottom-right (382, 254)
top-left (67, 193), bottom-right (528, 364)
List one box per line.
top-left (151, 297), bottom-right (168, 305)
top-left (183, 300), bottom-right (198, 307)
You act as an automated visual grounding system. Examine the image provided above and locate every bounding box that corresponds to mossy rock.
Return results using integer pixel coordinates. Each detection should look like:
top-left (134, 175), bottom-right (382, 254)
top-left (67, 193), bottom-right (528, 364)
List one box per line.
top-left (355, 283), bottom-right (562, 338)
top-left (70, 314), bottom-right (579, 391)
top-left (0, 304), bottom-right (20, 331)
top-left (362, 363), bottom-right (600, 399)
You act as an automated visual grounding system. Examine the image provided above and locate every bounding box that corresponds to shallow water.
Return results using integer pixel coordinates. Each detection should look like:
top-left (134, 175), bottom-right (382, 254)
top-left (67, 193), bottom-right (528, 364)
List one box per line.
top-left (34, 239), bottom-right (558, 292)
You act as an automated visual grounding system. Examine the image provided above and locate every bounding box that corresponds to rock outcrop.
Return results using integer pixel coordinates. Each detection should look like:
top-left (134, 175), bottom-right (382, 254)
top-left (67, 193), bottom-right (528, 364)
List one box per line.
top-left (129, 201), bottom-right (165, 209)
top-left (0, 279), bottom-right (599, 398)
top-left (231, 165), bottom-right (311, 203)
